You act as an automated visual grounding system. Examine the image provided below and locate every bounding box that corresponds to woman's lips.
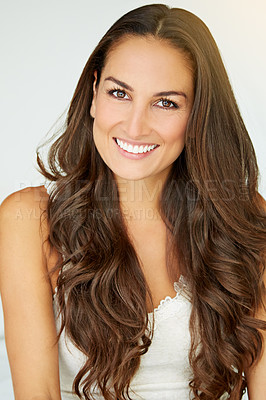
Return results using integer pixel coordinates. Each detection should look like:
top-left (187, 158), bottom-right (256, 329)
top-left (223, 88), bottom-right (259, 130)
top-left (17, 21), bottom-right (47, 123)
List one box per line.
top-left (113, 137), bottom-right (159, 160)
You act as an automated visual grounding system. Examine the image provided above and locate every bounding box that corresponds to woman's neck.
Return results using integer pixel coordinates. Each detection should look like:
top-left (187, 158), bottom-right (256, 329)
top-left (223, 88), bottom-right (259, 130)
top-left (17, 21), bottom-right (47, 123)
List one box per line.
top-left (115, 174), bottom-right (167, 224)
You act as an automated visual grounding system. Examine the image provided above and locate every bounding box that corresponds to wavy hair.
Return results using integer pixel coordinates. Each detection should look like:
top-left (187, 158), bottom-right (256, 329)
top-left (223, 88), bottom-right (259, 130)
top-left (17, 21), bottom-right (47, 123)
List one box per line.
top-left (37, 4), bottom-right (266, 399)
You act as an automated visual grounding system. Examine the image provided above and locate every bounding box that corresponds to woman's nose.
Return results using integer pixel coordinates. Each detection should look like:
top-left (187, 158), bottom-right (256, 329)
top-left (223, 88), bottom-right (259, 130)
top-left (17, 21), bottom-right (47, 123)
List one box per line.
top-left (123, 104), bottom-right (151, 140)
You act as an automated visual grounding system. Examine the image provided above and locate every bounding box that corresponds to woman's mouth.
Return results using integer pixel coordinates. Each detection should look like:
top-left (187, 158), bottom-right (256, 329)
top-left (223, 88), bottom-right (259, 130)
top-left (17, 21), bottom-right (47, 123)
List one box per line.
top-left (114, 137), bottom-right (159, 155)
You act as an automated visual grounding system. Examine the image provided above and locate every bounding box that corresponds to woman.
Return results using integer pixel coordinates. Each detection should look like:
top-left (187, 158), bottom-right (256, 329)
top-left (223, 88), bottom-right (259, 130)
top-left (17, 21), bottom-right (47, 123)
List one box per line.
top-left (0, 4), bottom-right (265, 400)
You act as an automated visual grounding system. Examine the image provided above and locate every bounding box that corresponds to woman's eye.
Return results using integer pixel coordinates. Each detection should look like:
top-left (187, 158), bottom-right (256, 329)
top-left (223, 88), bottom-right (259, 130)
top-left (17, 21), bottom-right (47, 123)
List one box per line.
top-left (156, 99), bottom-right (178, 109)
top-left (108, 89), bottom-right (129, 99)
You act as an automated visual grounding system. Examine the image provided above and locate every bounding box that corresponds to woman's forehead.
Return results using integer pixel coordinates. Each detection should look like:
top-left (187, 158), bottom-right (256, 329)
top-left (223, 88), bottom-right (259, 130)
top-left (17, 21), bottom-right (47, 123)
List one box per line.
top-left (100, 36), bottom-right (194, 95)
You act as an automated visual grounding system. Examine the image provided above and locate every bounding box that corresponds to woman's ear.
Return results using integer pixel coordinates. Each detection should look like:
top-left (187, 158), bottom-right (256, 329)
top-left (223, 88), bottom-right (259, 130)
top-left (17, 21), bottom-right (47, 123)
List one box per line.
top-left (90, 71), bottom-right (98, 119)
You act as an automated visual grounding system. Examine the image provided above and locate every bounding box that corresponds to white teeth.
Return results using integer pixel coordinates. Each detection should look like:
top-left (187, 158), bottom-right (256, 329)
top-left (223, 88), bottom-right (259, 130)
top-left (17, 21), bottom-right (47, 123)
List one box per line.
top-left (122, 141), bottom-right (128, 151)
top-left (115, 138), bottom-right (157, 154)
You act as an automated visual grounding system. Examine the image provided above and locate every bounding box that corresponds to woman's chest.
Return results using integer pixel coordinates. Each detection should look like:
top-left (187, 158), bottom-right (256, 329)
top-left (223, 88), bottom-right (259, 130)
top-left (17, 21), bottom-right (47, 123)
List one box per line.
top-left (126, 219), bottom-right (180, 313)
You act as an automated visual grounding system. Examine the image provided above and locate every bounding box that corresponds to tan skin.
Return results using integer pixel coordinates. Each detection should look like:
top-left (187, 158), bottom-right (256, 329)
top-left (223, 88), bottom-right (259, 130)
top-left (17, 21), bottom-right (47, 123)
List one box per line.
top-left (0, 186), bottom-right (61, 400)
top-left (0, 37), bottom-right (265, 400)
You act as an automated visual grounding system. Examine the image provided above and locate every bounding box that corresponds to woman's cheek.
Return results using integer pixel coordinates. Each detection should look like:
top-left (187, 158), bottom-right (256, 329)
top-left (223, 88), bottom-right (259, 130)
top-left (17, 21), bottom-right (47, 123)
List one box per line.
top-left (158, 116), bottom-right (188, 143)
top-left (95, 98), bottom-right (125, 131)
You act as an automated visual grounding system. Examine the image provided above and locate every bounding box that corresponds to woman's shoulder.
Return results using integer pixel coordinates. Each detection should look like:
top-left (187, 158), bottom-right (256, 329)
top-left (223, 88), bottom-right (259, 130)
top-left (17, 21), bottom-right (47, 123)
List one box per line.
top-left (0, 185), bottom-right (59, 285)
top-left (0, 185), bottom-right (50, 239)
top-left (0, 185), bottom-right (49, 226)
top-left (0, 187), bottom-right (62, 397)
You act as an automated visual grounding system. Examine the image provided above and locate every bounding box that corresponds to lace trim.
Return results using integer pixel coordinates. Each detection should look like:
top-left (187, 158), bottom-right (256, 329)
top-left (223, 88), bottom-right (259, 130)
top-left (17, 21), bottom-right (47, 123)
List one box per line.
top-left (53, 275), bottom-right (190, 303)
top-left (149, 275), bottom-right (189, 315)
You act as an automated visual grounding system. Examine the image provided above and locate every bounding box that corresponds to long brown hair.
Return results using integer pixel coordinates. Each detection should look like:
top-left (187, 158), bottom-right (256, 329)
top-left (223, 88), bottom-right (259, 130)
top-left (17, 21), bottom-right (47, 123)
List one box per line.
top-left (37, 4), bottom-right (266, 399)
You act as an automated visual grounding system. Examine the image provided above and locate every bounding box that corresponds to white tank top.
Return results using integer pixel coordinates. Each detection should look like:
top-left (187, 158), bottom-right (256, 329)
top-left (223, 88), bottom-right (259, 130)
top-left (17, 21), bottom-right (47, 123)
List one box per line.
top-left (53, 278), bottom-right (193, 400)
top-left (44, 181), bottom-right (194, 399)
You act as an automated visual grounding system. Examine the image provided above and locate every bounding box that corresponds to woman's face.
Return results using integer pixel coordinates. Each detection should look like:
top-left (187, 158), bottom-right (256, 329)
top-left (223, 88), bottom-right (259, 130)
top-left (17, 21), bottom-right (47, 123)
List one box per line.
top-left (90, 36), bottom-right (194, 183)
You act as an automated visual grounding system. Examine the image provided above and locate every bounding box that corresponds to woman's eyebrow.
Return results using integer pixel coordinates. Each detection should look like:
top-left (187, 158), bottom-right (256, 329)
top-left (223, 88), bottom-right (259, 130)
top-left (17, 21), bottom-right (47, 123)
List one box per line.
top-left (155, 90), bottom-right (187, 99)
top-left (104, 76), bottom-right (187, 99)
top-left (105, 76), bottom-right (133, 91)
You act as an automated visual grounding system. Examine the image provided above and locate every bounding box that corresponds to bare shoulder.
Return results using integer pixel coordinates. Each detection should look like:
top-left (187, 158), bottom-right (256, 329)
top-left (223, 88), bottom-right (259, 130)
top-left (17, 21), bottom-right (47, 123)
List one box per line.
top-left (0, 185), bottom-right (49, 256)
top-left (0, 185), bottom-right (59, 291)
top-left (0, 185), bottom-right (49, 219)
top-left (0, 185), bottom-right (49, 279)
top-left (0, 185), bottom-right (62, 398)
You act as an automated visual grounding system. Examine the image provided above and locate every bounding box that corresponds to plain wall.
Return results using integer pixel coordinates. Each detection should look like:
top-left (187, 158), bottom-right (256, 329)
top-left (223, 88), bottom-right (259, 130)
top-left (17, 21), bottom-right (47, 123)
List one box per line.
top-left (0, 1), bottom-right (265, 398)
top-left (1, 0), bottom-right (265, 203)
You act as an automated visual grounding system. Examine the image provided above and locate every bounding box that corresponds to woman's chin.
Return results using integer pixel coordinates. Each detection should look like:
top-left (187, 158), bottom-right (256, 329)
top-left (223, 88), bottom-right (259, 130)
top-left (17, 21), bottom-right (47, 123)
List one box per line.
top-left (112, 170), bottom-right (150, 182)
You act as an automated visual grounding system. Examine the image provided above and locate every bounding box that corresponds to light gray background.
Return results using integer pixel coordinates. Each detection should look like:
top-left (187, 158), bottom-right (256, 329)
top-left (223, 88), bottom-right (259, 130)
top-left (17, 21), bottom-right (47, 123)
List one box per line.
top-left (1, 0), bottom-right (265, 398)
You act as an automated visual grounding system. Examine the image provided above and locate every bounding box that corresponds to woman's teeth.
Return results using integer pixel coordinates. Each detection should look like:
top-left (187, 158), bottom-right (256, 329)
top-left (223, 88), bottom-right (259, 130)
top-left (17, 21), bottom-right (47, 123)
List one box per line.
top-left (115, 138), bottom-right (158, 154)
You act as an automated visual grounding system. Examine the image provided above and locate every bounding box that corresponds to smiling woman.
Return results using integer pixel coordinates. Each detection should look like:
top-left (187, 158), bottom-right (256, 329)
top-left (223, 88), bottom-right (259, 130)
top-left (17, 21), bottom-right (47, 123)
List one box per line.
top-left (0, 3), bottom-right (266, 400)
top-left (90, 36), bottom-right (194, 182)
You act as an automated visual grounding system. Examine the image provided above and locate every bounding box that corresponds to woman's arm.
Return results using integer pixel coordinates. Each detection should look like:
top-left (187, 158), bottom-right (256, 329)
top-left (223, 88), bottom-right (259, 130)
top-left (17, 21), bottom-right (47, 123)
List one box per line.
top-left (245, 282), bottom-right (266, 398)
top-left (0, 187), bottom-right (61, 400)
top-left (245, 194), bottom-right (266, 398)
